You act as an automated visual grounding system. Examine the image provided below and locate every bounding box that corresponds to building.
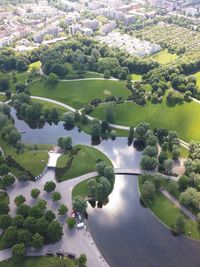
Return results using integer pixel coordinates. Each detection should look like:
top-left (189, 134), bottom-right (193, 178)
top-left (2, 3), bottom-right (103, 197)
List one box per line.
top-left (82, 28), bottom-right (93, 36)
top-left (82, 19), bottom-right (99, 30)
top-left (69, 24), bottom-right (81, 35)
top-left (101, 21), bottom-right (117, 35)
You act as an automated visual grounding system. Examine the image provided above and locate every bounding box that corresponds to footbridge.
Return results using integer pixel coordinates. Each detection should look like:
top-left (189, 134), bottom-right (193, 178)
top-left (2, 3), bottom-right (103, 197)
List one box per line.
top-left (114, 168), bottom-right (143, 176)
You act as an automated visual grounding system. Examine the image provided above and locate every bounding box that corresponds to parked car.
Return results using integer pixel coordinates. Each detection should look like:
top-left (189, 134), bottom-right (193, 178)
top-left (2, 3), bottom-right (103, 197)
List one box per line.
top-left (77, 222), bottom-right (84, 229)
top-left (67, 252), bottom-right (76, 259)
top-left (46, 249), bottom-right (53, 256)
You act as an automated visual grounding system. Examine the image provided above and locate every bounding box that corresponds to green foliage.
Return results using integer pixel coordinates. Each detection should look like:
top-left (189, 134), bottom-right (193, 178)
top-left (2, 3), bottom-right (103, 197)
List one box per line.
top-left (67, 217), bottom-right (76, 229)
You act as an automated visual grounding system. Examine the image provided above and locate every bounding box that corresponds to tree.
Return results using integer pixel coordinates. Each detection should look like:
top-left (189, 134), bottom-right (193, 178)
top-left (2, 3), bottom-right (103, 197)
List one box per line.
top-left (63, 112), bottom-right (75, 126)
top-left (57, 136), bottom-right (72, 152)
top-left (87, 178), bottom-right (97, 199)
top-left (23, 216), bottom-right (37, 233)
top-left (97, 177), bottom-right (111, 200)
top-left (16, 59), bottom-right (28, 71)
top-left (51, 63), bottom-right (67, 77)
top-left (44, 181), bottom-right (56, 193)
top-left (0, 164), bottom-right (10, 176)
top-left (36, 217), bottom-right (49, 235)
top-left (32, 233), bottom-right (44, 248)
top-left (104, 69), bottom-right (110, 79)
top-left (31, 188), bottom-right (40, 199)
top-left (135, 122), bottom-right (150, 141)
top-left (48, 73), bottom-right (58, 84)
top-left (3, 226), bottom-right (18, 248)
top-left (163, 159), bottom-right (173, 174)
top-left (72, 196), bottom-right (87, 213)
top-left (168, 180), bottom-right (179, 195)
top-left (78, 254), bottom-right (87, 267)
top-left (2, 175), bottom-right (15, 188)
top-left (17, 229), bottom-right (32, 247)
top-left (0, 202), bottom-right (10, 214)
top-left (197, 213), bottom-right (200, 229)
top-left (12, 215), bottom-right (24, 228)
top-left (103, 166), bottom-right (115, 182)
top-left (12, 243), bottom-right (25, 262)
top-left (96, 161), bottom-right (107, 176)
top-left (140, 156), bottom-right (158, 171)
top-left (14, 195), bottom-right (26, 207)
top-left (143, 146), bottom-right (158, 158)
top-left (0, 214), bottom-right (12, 230)
top-left (91, 122), bottom-right (101, 138)
top-left (52, 192), bottom-right (61, 202)
top-left (178, 175), bottom-right (190, 191)
top-left (128, 126), bottom-right (134, 145)
top-left (174, 215), bottom-right (185, 234)
top-left (105, 105), bottom-right (115, 123)
top-left (141, 181), bottom-right (155, 201)
top-left (44, 210), bottom-right (56, 222)
top-left (67, 217), bottom-right (76, 229)
top-left (47, 220), bottom-right (63, 243)
top-left (58, 204), bottom-right (68, 215)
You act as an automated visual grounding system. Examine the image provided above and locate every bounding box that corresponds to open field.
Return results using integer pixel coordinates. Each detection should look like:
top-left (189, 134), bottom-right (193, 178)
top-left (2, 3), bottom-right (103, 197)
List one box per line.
top-left (152, 50), bottom-right (178, 64)
top-left (91, 98), bottom-right (200, 143)
top-left (138, 177), bottom-right (200, 239)
top-left (28, 79), bottom-right (130, 109)
top-left (0, 139), bottom-right (48, 177)
top-left (56, 144), bottom-right (112, 181)
top-left (0, 257), bottom-right (76, 267)
top-left (135, 23), bottom-right (200, 61)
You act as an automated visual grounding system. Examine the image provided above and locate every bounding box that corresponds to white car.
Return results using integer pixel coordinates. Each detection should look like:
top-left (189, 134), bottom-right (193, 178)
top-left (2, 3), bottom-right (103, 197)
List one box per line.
top-left (77, 222), bottom-right (84, 229)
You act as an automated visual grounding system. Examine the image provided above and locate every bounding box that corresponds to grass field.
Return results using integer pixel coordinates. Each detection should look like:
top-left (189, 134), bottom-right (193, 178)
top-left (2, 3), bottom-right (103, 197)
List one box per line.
top-left (152, 50), bottom-right (178, 64)
top-left (0, 139), bottom-right (49, 177)
top-left (56, 144), bottom-right (112, 181)
top-left (138, 177), bottom-right (200, 239)
top-left (72, 178), bottom-right (93, 199)
top-left (28, 79), bottom-right (130, 109)
top-left (91, 98), bottom-right (200, 143)
top-left (131, 73), bottom-right (142, 81)
top-left (0, 257), bottom-right (76, 267)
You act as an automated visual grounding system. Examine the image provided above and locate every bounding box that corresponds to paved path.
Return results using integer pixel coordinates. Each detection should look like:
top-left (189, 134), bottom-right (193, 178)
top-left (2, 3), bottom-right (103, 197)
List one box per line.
top-left (160, 188), bottom-right (196, 221)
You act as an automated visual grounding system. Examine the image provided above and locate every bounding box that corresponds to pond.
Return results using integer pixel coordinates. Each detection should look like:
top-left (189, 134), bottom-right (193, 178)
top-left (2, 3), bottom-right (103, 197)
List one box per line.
top-left (11, 108), bottom-right (200, 267)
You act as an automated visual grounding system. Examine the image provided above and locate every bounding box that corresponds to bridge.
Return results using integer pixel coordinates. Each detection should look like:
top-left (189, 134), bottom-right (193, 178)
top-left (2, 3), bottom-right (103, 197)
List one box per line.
top-left (114, 168), bottom-right (143, 176)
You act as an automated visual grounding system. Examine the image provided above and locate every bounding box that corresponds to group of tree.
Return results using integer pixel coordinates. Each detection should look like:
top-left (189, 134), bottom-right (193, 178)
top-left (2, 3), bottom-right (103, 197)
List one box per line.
top-left (85, 161), bottom-right (115, 202)
top-left (0, 198), bottom-right (63, 262)
top-left (12, 93), bottom-right (60, 125)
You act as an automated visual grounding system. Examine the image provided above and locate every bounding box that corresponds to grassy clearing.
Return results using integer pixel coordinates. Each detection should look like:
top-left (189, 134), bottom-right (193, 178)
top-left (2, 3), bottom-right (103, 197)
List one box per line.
top-left (0, 257), bottom-right (76, 267)
top-left (0, 139), bottom-right (49, 176)
top-left (138, 177), bottom-right (200, 240)
top-left (131, 73), bottom-right (142, 81)
top-left (152, 50), bottom-right (178, 64)
top-left (91, 98), bottom-right (200, 143)
top-left (28, 79), bottom-right (130, 109)
top-left (28, 61), bottom-right (41, 71)
top-left (56, 144), bottom-right (112, 181)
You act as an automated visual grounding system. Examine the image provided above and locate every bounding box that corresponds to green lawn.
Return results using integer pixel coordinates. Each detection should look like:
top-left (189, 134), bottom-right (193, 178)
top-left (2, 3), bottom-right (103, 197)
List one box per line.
top-left (9, 72), bottom-right (29, 92)
top-left (72, 178), bottom-right (94, 199)
top-left (28, 61), bottom-right (41, 71)
top-left (138, 177), bottom-right (200, 239)
top-left (152, 50), bottom-right (178, 64)
top-left (91, 98), bottom-right (200, 143)
top-left (56, 144), bottom-right (112, 181)
top-left (0, 94), bottom-right (6, 102)
top-left (194, 71), bottom-right (200, 91)
top-left (131, 73), bottom-right (142, 81)
top-left (0, 139), bottom-right (49, 177)
top-left (0, 257), bottom-right (76, 267)
top-left (28, 79), bottom-right (130, 109)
